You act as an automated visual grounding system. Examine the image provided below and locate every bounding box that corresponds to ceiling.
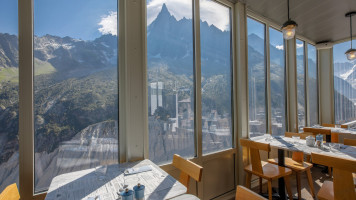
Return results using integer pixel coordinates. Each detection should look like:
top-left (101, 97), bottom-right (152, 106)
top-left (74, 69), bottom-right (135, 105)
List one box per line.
top-left (229, 0), bottom-right (356, 43)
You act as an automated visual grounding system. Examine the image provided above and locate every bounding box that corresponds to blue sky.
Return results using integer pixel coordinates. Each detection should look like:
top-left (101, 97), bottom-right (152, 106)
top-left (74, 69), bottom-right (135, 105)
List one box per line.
top-left (334, 40), bottom-right (356, 64)
top-left (0, 0), bottom-right (18, 35)
top-left (0, 0), bottom-right (353, 63)
top-left (0, 0), bottom-right (117, 40)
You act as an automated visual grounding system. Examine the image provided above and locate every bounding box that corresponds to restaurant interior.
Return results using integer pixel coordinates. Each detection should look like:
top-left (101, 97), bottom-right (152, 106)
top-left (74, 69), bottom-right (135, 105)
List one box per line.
top-left (0, 0), bottom-right (356, 199)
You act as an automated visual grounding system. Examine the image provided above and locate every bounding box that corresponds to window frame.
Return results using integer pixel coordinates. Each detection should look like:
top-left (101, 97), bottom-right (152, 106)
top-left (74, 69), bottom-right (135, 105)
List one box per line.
top-left (296, 37), bottom-right (319, 128)
top-left (332, 39), bottom-right (356, 126)
top-left (246, 11), bottom-right (288, 135)
top-left (247, 10), bottom-right (318, 135)
top-left (246, 16), bottom-right (269, 135)
top-left (295, 39), bottom-right (307, 131)
top-left (18, 0), bottom-right (121, 198)
top-left (305, 42), bottom-right (319, 127)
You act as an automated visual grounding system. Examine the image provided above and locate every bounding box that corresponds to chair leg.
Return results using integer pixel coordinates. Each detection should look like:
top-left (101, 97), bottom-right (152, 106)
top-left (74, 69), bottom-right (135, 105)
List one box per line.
top-left (296, 173), bottom-right (301, 200)
top-left (245, 172), bottom-right (252, 189)
top-left (267, 180), bottom-right (272, 200)
top-left (328, 167), bottom-right (332, 176)
top-left (259, 177), bottom-right (263, 193)
top-left (284, 176), bottom-right (293, 200)
top-left (306, 169), bottom-right (315, 197)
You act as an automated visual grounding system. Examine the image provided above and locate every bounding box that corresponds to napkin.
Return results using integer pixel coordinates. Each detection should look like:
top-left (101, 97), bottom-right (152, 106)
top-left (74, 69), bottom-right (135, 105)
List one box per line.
top-left (125, 165), bottom-right (152, 175)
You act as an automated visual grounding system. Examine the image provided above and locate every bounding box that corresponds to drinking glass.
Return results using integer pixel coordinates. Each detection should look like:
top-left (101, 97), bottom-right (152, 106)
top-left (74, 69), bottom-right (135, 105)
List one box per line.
top-left (264, 134), bottom-right (272, 142)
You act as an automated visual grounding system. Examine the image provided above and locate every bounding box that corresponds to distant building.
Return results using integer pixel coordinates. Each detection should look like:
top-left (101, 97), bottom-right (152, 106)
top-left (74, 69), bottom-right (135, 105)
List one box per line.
top-left (148, 82), bottom-right (163, 115)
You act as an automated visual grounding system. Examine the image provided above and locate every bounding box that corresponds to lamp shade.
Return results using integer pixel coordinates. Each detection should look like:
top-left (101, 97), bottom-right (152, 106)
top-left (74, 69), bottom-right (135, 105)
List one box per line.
top-left (281, 20), bottom-right (297, 40)
top-left (345, 48), bottom-right (356, 60)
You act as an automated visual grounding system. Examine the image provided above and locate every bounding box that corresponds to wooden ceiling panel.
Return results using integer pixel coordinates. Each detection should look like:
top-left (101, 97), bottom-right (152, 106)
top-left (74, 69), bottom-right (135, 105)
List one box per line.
top-left (241, 0), bottom-right (356, 43)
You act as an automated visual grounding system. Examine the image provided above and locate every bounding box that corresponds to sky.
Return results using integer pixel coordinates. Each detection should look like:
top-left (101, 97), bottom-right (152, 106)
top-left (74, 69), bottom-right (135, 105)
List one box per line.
top-left (0, 0), bottom-right (353, 63)
top-left (0, 0), bottom-right (117, 40)
top-left (334, 39), bottom-right (356, 64)
top-left (147, 0), bottom-right (230, 31)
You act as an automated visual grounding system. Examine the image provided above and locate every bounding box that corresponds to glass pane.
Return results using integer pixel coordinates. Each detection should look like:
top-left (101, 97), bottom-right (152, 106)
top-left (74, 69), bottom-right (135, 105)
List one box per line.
top-left (147, 1), bottom-right (195, 164)
top-left (201, 0), bottom-right (232, 154)
top-left (333, 40), bottom-right (356, 127)
top-left (247, 17), bottom-right (266, 137)
top-left (34, 0), bottom-right (118, 192)
top-left (0, 0), bottom-right (19, 192)
top-left (307, 44), bottom-right (318, 126)
top-left (269, 28), bottom-right (286, 135)
top-left (296, 39), bottom-right (305, 131)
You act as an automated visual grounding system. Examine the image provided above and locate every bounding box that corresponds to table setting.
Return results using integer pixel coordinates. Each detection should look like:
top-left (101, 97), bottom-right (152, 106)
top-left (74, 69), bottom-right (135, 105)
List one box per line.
top-left (45, 160), bottom-right (186, 200)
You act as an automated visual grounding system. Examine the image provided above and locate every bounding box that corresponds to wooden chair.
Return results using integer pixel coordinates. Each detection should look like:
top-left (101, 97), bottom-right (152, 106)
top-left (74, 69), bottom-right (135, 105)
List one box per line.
top-left (322, 123), bottom-right (348, 129)
top-left (240, 139), bottom-right (293, 200)
top-left (320, 124), bottom-right (346, 143)
top-left (343, 139), bottom-right (356, 187)
top-left (0, 183), bottom-right (20, 200)
top-left (303, 127), bottom-right (331, 140)
top-left (268, 132), bottom-right (315, 200)
top-left (338, 133), bottom-right (356, 144)
top-left (344, 138), bottom-right (356, 146)
top-left (235, 185), bottom-right (266, 200)
top-left (172, 154), bottom-right (203, 194)
top-left (311, 153), bottom-right (356, 200)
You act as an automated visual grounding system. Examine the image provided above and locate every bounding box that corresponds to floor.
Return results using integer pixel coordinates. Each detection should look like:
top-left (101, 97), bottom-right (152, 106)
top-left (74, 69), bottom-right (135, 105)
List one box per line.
top-left (251, 165), bottom-right (333, 200)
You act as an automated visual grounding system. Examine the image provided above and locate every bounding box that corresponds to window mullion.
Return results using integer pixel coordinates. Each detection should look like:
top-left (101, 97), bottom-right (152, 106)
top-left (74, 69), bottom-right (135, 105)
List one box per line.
top-left (265, 24), bottom-right (272, 134)
top-left (193, 0), bottom-right (202, 158)
top-left (18, 0), bottom-right (34, 198)
top-left (305, 42), bottom-right (310, 126)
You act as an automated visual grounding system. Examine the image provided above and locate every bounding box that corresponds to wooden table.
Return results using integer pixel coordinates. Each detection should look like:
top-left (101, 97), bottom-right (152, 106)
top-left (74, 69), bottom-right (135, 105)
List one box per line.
top-left (250, 135), bottom-right (356, 200)
top-left (45, 159), bottom-right (187, 200)
top-left (304, 126), bottom-right (356, 142)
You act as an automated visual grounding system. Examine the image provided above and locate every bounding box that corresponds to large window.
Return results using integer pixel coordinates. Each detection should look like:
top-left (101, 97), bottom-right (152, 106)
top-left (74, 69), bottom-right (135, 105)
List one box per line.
top-left (247, 17), bottom-right (267, 137)
top-left (147, 0), bottom-right (234, 162)
top-left (0, 0), bottom-right (19, 192)
top-left (147, 1), bottom-right (195, 164)
top-left (307, 44), bottom-right (318, 126)
top-left (333, 40), bottom-right (356, 126)
top-left (269, 28), bottom-right (286, 135)
top-left (34, 0), bottom-right (118, 192)
top-left (201, 0), bottom-right (232, 155)
top-left (296, 39), bottom-right (305, 131)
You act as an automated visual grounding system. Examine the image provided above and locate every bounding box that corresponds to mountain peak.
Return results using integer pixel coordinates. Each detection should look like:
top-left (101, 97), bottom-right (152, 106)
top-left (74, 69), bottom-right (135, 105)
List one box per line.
top-left (158, 3), bottom-right (171, 18)
top-left (161, 3), bottom-right (169, 13)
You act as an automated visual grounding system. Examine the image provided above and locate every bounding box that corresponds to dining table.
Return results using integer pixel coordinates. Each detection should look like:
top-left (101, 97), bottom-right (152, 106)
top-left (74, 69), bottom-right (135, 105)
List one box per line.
top-left (45, 159), bottom-right (187, 200)
top-left (250, 135), bottom-right (356, 200)
top-left (304, 125), bottom-right (356, 142)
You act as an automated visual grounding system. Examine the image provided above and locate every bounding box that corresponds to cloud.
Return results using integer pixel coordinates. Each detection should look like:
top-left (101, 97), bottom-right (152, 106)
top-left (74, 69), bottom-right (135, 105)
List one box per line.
top-left (98, 11), bottom-right (117, 36)
top-left (296, 43), bottom-right (304, 48)
top-left (276, 45), bottom-right (284, 50)
top-left (200, 0), bottom-right (230, 31)
top-left (147, 0), bottom-right (230, 31)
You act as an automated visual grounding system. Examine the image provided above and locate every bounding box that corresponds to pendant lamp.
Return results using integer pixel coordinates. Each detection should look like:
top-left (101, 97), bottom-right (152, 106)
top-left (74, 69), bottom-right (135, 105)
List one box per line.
top-left (345, 12), bottom-right (356, 61)
top-left (281, 0), bottom-right (297, 40)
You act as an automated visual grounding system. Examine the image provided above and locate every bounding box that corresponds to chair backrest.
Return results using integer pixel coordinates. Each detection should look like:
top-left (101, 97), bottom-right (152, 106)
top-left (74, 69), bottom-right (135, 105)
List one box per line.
top-left (311, 153), bottom-right (356, 200)
top-left (235, 185), bottom-right (267, 200)
top-left (172, 154), bottom-right (203, 193)
top-left (344, 138), bottom-right (356, 146)
top-left (240, 139), bottom-right (270, 174)
top-left (322, 123), bottom-right (348, 129)
top-left (285, 132), bottom-right (313, 139)
top-left (0, 183), bottom-right (20, 200)
top-left (338, 133), bottom-right (356, 144)
top-left (303, 127), bottom-right (331, 137)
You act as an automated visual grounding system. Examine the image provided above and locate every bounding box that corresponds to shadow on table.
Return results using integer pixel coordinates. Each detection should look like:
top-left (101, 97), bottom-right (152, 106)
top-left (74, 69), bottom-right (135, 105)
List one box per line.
top-left (45, 165), bottom-right (123, 200)
top-left (145, 176), bottom-right (182, 199)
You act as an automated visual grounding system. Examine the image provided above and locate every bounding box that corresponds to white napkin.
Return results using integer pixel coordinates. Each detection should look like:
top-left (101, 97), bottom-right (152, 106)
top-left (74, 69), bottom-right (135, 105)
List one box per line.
top-left (125, 165), bottom-right (152, 175)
